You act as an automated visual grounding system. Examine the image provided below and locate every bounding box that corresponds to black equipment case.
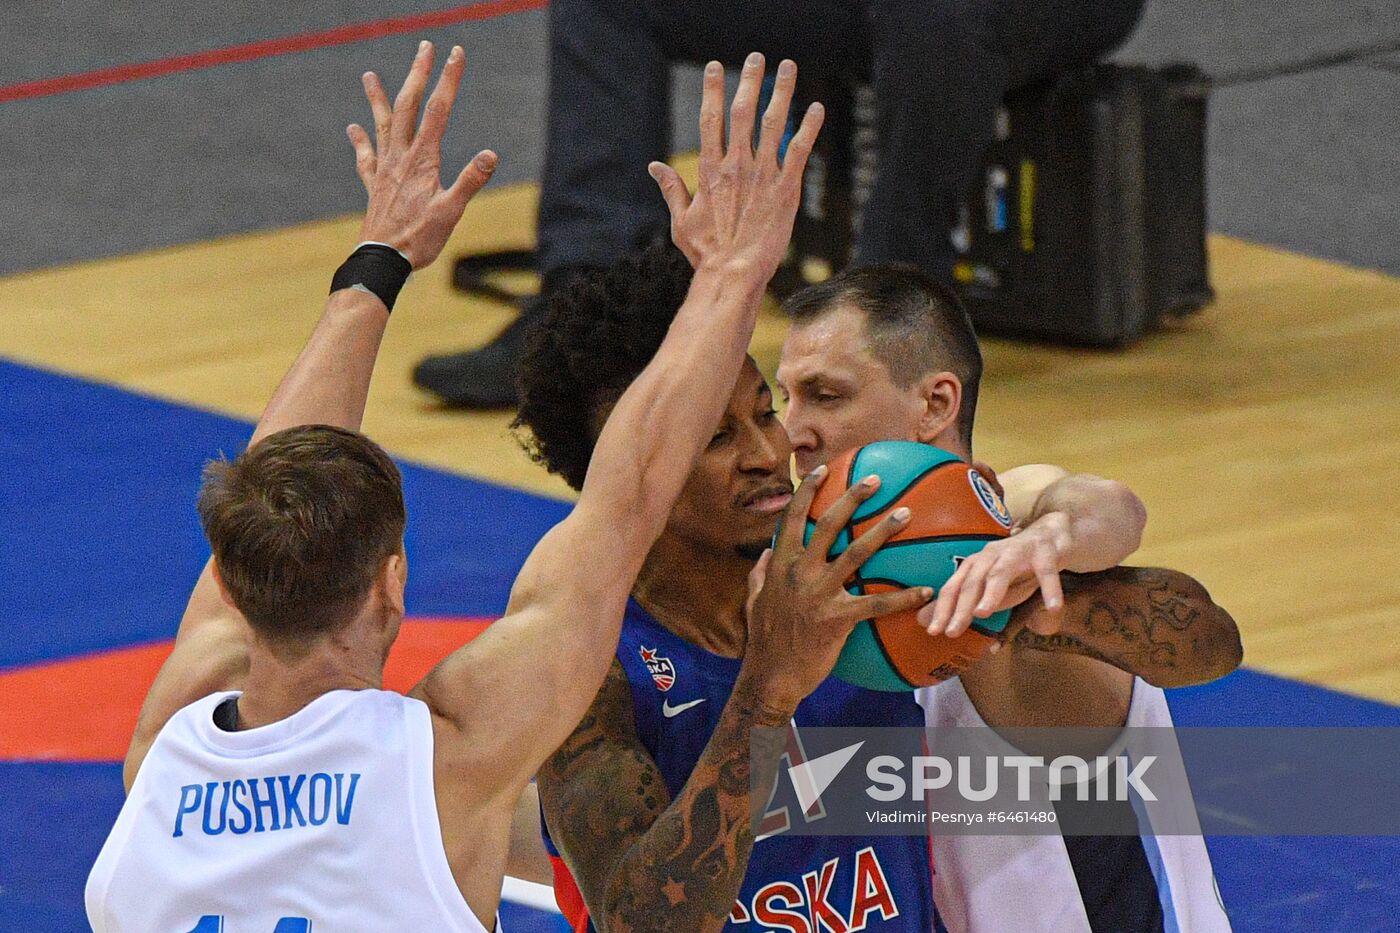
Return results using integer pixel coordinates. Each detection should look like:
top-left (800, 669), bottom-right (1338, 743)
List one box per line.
top-left (786, 63), bottom-right (1215, 347)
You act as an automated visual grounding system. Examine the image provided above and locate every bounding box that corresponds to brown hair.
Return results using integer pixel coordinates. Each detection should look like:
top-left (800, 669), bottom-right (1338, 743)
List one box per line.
top-left (783, 264), bottom-right (984, 444)
top-left (197, 424), bottom-right (406, 641)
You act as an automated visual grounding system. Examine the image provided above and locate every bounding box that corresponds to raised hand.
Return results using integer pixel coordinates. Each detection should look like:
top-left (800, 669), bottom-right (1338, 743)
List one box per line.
top-left (648, 53), bottom-right (824, 281)
top-left (743, 465), bottom-right (935, 710)
top-left (347, 41), bottom-right (497, 269)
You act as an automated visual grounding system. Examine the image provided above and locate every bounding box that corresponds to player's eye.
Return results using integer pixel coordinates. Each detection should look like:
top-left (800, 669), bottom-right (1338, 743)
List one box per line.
top-left (760, 408), bottom-right (779, 422)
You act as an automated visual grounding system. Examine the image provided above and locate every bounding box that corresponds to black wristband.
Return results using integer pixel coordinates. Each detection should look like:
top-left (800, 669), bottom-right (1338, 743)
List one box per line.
top-left (330, 244), bottom-right (412, 312)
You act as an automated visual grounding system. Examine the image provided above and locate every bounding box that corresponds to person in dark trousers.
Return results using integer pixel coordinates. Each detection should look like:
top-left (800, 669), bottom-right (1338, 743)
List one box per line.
top-left (413, 0), bottom-right (1147, 408)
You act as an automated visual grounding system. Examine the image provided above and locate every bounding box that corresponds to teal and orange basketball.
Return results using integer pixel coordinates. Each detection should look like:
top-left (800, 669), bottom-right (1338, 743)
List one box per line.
top-left (804, 440), bottom-right (1016, 691)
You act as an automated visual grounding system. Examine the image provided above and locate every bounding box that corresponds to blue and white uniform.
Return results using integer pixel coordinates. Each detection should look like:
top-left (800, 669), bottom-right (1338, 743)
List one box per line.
top-left (543, 598), bottom-right (940, 932)
top-left (86, 689), bottom-right (490, 933)
top-left (917, 677), bottom-right (1231, 933)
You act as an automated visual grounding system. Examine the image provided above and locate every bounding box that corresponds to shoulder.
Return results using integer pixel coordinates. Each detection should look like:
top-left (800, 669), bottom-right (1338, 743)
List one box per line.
top-left (123, 690), bottom-right (238, 791)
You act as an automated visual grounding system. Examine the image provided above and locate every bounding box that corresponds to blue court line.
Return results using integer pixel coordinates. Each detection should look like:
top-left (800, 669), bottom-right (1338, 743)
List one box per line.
top-left (0, 357), bottom-right (570, 670)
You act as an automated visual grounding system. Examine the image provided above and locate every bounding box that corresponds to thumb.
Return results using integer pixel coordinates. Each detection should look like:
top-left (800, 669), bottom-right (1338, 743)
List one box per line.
top-left (648, 161), bottom-right (691, 219)
top-left (745, 548), bottom-right (773, 617)
top-left (448, 149), bottom-right (498, 209)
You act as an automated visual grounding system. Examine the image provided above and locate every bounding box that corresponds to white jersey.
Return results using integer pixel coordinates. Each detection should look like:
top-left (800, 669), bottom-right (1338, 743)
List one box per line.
top-left (917, 677), bottom-right (1231, 933)
top-left (86, 689), bottom-right (490, 933)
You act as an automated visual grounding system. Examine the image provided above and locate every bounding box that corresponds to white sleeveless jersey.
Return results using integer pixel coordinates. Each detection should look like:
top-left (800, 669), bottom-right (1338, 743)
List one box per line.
top-left (917, 677), bottom-right (1231, 933)
top-left (86, 689), bottom-right (490, 933)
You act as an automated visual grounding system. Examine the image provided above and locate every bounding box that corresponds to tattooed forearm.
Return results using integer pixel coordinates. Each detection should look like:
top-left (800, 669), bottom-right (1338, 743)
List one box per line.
top-left (1011, 628), bottom-right (1119, 666)
top-left (1009, 566), bottom-right (1242, 687)
top-left (601, 673), bottom-right (793, 932)
top-left (539, 660), bottom-right (796, 933)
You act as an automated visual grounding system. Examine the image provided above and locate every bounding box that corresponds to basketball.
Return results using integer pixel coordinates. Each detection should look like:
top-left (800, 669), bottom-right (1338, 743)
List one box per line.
top-left (804, 440), bottom-right (1016, 691)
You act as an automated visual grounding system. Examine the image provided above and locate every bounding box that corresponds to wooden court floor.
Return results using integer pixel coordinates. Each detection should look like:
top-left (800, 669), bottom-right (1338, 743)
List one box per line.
top-left (4, 166), bottom-right (1397, 705)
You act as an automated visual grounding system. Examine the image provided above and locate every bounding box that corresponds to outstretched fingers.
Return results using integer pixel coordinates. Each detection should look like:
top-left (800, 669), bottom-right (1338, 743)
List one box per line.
top-left (648, 161), bottom-right (692, 221)
top-left (779, 100), bottom-right (825, 187)
top-left (362, 71), bottom-right (393, 156)
top-left (346, 124), bottom-right (376, 190)
top-left (1033, 548), bottom-right (1064, 613)
top-left (944, 556), bottom-right (994, 637)
top-left (840, 585), bottom-right (935, 629)
top-left (775, 464), bottom-right (827, 558)
top-left (808, 474), bottom-right (881, 560)
top-left (415, 45), bottom-right (466, 151)
top-left (744, 547), bottom-right (774, 621)
top-left (756, 59), bottom-right (796, 166)
top-left (726, 52), bottom-right (766, 162)
top-left (390, 40), bottom-right (435, 148)
top-left (830, 505), bottom-right (911, 585)
top-left (447, 149), bottom-right (498, 213)
top-left (698, 61), bottom-right (726, 172)
top-left (923, 552), bottom-right (975, 633)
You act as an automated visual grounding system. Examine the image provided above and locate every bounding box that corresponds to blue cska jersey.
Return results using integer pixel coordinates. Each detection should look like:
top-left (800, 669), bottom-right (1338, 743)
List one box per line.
top-left (543, 598), bottom-right (942, 932)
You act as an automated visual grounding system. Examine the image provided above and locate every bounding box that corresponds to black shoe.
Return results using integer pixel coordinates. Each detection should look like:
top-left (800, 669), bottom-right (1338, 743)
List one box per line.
top-left (412, 300), bottom-right (541, 409)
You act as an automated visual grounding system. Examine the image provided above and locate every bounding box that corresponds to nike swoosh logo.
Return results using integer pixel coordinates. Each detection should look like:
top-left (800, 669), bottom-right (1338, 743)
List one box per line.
top-left (661, 698), bottom-right (707, 718)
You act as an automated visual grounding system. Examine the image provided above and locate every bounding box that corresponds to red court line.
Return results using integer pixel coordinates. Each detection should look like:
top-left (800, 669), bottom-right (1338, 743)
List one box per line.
top-left (0, 0), bottom-right (548, 105)
top-left (0, 617), bottom-right (492, 761)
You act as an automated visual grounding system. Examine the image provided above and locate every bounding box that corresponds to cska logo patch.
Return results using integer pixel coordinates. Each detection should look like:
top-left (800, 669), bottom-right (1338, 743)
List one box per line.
top-left (639, 646), bottom-right (676, 692)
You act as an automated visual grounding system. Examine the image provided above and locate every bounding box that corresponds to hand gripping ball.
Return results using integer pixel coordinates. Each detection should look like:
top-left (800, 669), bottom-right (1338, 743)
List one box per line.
top-left (805, 441), bottom-right (1016, 691)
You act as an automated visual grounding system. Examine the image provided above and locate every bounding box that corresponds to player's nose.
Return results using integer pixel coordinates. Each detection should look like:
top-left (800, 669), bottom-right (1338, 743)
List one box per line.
top-left (782, 402), bottom-right (819, 454)
top-left (738, 421), bottom-right (785, 473)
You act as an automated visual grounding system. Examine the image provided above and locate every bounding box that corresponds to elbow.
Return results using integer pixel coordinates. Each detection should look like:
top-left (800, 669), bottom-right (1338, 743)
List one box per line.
top-left (1062, 478), bottom-right (1147, 569)
top-left (1195, 603), bottom-right (1244, 683)
top-left (1164, 577), bottom-right (1244, 687)
top-left (1107, 480), bottom-right (1148, 554)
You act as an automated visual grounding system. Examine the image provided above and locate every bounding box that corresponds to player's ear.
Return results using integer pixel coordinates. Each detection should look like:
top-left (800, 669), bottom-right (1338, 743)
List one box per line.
top-left (210, 559), bottom-right (238, 610)
top-left (914, 371), bottom-right (961, 444)
top-left (379, 551), bottom-right (407, 619)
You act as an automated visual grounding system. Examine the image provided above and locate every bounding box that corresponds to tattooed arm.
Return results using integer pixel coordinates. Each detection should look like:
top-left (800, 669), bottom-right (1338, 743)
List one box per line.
top-left (1005, 565), bottom-right (1242, 688)
top-left (539, 661), bottom-right (792, 933)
